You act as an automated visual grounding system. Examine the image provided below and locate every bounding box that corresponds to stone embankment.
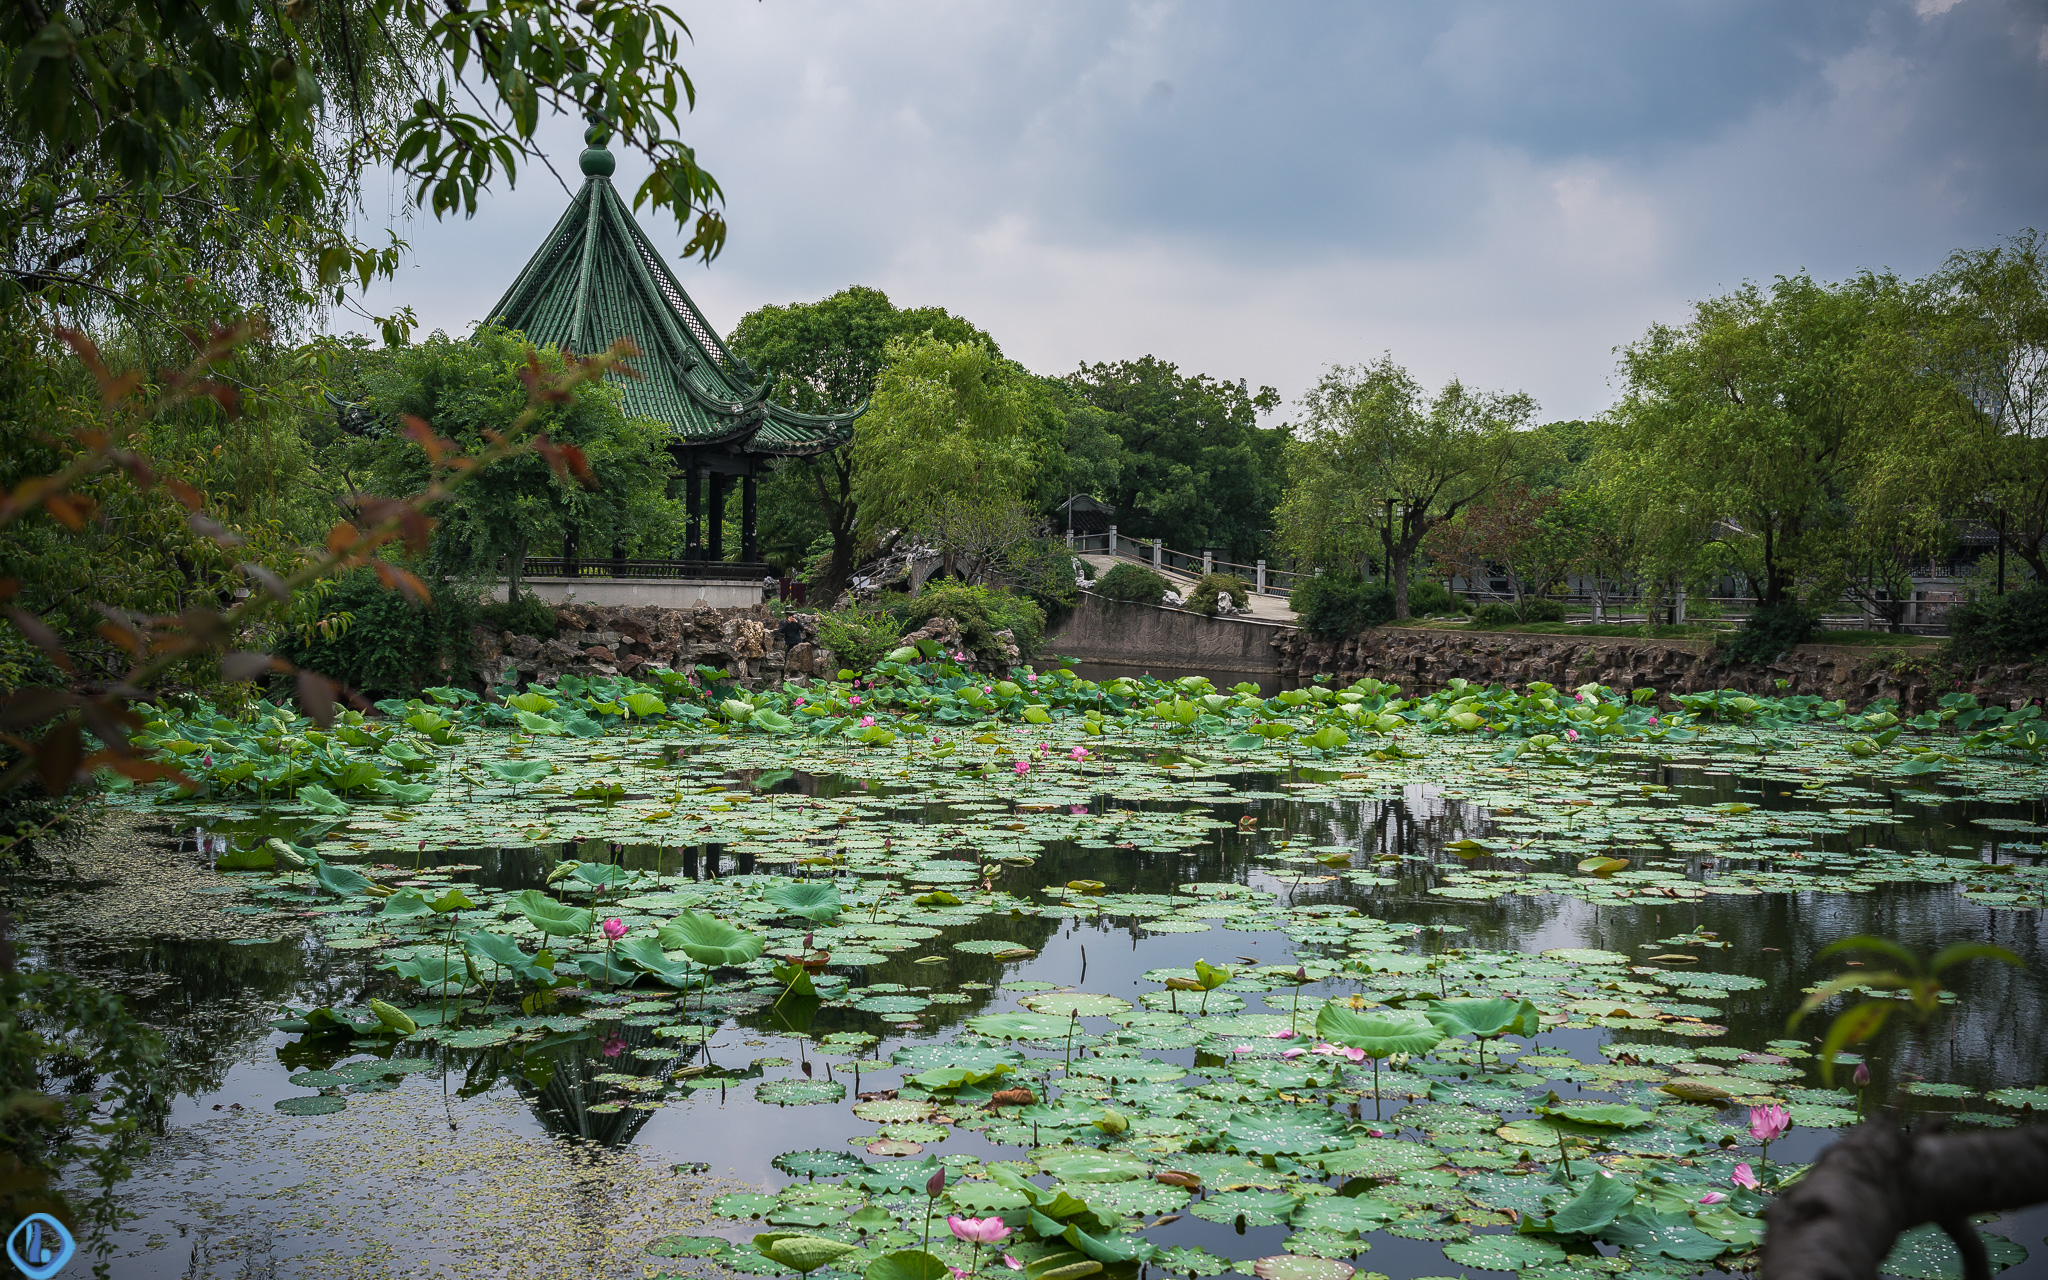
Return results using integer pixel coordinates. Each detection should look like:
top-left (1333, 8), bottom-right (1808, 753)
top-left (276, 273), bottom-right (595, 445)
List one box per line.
top-left (473, 603), bottom-right (834, 689)
top-left (1272, 627), bottom-right (2047, 712)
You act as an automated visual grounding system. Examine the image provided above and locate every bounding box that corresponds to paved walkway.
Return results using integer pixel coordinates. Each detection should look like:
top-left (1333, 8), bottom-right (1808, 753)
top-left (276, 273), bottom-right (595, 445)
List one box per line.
top-left (1076, 553), bottom-right (1297, 622)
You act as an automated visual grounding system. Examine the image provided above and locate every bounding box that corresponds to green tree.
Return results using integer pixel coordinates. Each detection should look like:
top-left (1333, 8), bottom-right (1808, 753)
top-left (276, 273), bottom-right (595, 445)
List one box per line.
top-left (1602, 271), bottom-right (1974, 609)
top-left (1937, 229), bottom-right (2048, 584)
top-left (1277, 355), bottom-right (1542, 618)
top-left (726, 286), bottom-right (993, 595)
top-left (851, 334), bottom-right (1038, 547)
top-left (1062, 357), bottom-right (1284, 558)
top-left (346, 326), bottom-right (681, 596)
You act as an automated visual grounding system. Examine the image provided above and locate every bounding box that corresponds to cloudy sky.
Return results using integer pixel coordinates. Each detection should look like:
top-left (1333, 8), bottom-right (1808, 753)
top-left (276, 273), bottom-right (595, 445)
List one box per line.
top-left (342, 0), bottom-right (2048, 423)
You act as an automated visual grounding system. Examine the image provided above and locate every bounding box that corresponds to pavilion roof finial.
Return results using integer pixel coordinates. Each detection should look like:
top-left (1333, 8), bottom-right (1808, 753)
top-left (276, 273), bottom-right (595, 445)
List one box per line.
top-left (579, 119), bottom-right (615, 180)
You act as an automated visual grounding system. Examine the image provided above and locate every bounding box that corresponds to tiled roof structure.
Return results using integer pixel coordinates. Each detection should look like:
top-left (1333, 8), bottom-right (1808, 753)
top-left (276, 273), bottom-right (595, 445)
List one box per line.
top-left (485, 127), bottom-right (858, 458)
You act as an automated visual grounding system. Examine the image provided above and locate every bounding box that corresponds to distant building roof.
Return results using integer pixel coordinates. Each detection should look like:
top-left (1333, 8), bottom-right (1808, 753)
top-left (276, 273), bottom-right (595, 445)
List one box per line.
top-left (484, 126), bottom-right (858, 458)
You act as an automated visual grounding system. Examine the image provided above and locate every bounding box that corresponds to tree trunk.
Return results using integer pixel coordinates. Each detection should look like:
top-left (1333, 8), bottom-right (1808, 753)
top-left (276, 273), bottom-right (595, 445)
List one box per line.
top-left (506, 533), bottom-right (528, 602)
top-left (1760, 1118), bottom-right (2048, 1280)
top-left (1391, 544), bottom-right (1412, 619)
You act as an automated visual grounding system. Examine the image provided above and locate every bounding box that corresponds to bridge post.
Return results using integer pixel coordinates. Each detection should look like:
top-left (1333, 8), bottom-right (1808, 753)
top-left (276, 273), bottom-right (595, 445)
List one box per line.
top-left (1202, 550), bottom-right (1212, 576)
top-left (1256, 560), bottom-right (1267, 595)
top-left (1152, 541), bottom-right (1162, 571)
top-left (1108, 525), bottom-right (1117, 555)
top-left (1065, 529), bottom-right (1074, 549)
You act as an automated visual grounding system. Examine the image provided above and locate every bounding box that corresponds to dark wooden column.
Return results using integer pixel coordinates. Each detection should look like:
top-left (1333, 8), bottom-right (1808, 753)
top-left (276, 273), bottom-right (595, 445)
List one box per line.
top-left (708, 474), bottom-right (727, 562)
top-left (684, 467), bottom-right (702, 560)
top-left (563, 524), bottom-right (580, 577)
top-left (741, 474), bottom-right (758, 565)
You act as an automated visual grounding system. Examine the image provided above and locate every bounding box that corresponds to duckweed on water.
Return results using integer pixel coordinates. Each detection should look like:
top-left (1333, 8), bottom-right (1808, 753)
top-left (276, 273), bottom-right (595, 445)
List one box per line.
top-left (82, 657), bottom-right (2048, 1280)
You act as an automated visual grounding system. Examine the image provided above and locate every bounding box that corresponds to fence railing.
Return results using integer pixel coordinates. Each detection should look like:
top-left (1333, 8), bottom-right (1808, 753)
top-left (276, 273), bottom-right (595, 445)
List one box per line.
top-left (1066, 528), bottom-right (1301, 598)
top-left (516, 557), bottom-right (775, 581)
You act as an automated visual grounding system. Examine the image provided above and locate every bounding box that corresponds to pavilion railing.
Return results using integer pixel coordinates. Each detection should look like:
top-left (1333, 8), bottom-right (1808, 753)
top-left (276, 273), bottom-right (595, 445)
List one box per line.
top-left (1066, 529), bottom-right (1299, 598)
top-left (515, 557), bottom-right (776, 581)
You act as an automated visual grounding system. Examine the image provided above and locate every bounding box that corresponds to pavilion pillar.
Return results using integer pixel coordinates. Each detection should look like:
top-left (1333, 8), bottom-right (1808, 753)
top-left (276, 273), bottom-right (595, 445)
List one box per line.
top-left (684, 467), bottom-right (702, 560)
top-left (708, 474), bottom-right (727, 562)
top-left (563, 524), bottom-right (580, 577)
top-left (741, 475), bottom-right (758, 565)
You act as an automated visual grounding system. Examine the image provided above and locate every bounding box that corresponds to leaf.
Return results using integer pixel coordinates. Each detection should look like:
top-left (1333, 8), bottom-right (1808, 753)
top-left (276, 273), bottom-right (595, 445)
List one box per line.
top-left (507, 888), bottom-right (595, 937)
top-left (754, 1234), bottom-right (862, 1275)
top-left (1543, 1171), bottom-right (1636, 1234)
top-left (614, 936), bottom-right (698, 987)
top-left (299, 783), bottom-right (350, 814)
top-left (963, 1012), bottom-right (1077, 1040)
top-left (1598, 1206), bottom-right (1727, 1262)
top-left (1577, 856), bottom-right (1630, 876)
top-left (1927, 942), bottom-right (2023, 975)
top-left (763, 881), bottom-right (843, 922)
top-left (1441, 1234), bottom-right (1565, 1271)
top-left (1425, 996), bottom-right (1541, 1040)
top-left (1314, 1004), bottom-right (1445, 1057)
top-left (1036, 1148), bottom-right (1151, 1183)
top-left (1251, 1257), bottom-right (1353, 1280)
top-left (1880, 1223), bottom-right (2030, 1279)
top-left (312, 861), bottom-right (373, 897)
top-left (485, 760), bottom-right (553, 782)
top-left (866, 1251), bottom-right (953, 1280)
top-left (1817, 1001), bottom-right (1893, 1086)
top-left (1546, 1103), bottom-right (1654, 1129)
top-left (658, 911), bottom-right (765, 965)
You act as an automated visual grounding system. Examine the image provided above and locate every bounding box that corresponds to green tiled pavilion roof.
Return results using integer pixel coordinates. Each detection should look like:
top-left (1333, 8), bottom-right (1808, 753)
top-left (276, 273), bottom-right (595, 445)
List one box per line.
top-left (484, 135), bottom-right (858, 457)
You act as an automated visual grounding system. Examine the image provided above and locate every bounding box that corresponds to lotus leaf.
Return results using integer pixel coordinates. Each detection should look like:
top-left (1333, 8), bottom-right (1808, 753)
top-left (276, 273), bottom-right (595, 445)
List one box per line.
top-left (1252, 1257), bottom-right (1354, 1280)
top-left (658, 911), bottom-right (766, 965)
top-left (1222, 1110), bottom-right (1353, 1155)
top-left (1314, 1005), bottom-right (1445, 1057)
top-left (764, 882), bottom-right (844, 922)
top-left (1548, 1103), bottom-right (1655, 1129)
top-left (964, 1012), bottom-right (1077, 1040)
top-left (773, 1149), bottom-right (868, 1178)
top-left (1035, 1148), bottom-right (1151, 1183)
top-left (1439, 1235), bottom-right (1565, 1271)
top-left (485, 760), bottom-right (553, 782)
top-left (753, 1233), bottom-right (861, 1274)
top-left (274, 1095), bottom-right (346, 1115)
top-left (1187, 1189), bottom-right (1300, 1226)
top-left (613, 937), bottom-right (698, 987)
top-left (1879, 1224), bottom-right (2029, 1279)
top-left (1542, 1171), bottom-right (1636, 1234)
top-left (865, 1251), bottom-right (952, 1280)
top-left (647, 1236), bottom-right (730, 1257)
top-left (1598, 1206), bottom-right (1728, 1262)
top-left (1424, 997), bottom-right (1541, 1041)
top-left (1290, 1197), bottom-right (1399, 1234)
top-left (508, 889), bottom-right (595, 937)
top-left (1021, 992), bottom-right (1131, 1018)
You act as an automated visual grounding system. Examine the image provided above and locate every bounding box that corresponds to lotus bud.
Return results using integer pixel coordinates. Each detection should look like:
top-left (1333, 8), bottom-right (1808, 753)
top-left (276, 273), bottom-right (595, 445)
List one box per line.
top-left (926, 1168), bottom-right (946, 1198)
top-left (1852, 1062), bottom-right (1871, 1087)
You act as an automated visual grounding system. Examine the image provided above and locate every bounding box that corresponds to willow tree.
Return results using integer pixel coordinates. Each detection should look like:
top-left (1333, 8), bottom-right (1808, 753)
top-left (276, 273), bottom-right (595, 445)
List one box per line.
top-left (1277, 355), bottom-right (1541, 618)
top-left (851, 334), bottom-right (1040, 554)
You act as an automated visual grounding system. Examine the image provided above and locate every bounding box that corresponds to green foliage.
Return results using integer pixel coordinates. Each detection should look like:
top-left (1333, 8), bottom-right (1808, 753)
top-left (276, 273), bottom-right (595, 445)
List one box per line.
top-left (1292, 576), bottom-right (1394, 639)
top-left (1059, 357), bottom-right (1285, 558)
top-left (342, 327), bottom-right (684, 583)
top-left (1474, 599), bottom-right (1566, 626)
top-left (1009, 539), bottom-right (1083, 618)
top-left (1946, 586), bottom-right (2048, 662)
top-left (1718, 601), bottom-right (1821, 666)
top-left (1, 968), bottom-right (169, 1269)
top-left (479, 591), bottom-right (558, 640)
top-left (276, 567), bottom-right (481, 697)
top-left (1183, 573), bottom-right (1252, 617)
top-left (898, 584), bottom-right (1046, 661)
top-left (1789, 935), bottom-right (2021, 1085)
top-left (815, 602), bottom-right (905, 674)
top-left (1094, 563), bottom-right (1171, 606)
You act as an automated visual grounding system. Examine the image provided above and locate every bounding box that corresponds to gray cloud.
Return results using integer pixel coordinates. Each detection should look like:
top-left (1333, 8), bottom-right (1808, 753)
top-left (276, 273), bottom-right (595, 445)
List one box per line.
top-left (345, 0), bottom-right (2048, 421)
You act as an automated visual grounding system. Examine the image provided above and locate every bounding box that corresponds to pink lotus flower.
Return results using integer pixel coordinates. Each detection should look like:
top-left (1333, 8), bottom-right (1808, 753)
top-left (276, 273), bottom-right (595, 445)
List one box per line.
top-left (1003, 1256), bottom-right (1023, 1272)
top-left (1367, 1129), bottom-right (1383, 1138)
top-left (601, 1035), bottom-right (626, 1058)
top-left (793, 696), bottom-right (805, 706)
top-left (1730, 1163), bottom-right (1760, 1191)
top-left (1748, 1103), bottom-right (1790, 1143)
top-left (601, 917), bottom-right (626, 941)
top-left (1266, 1029), bottom-right (1297, 1039)
top-left (948, 1216), bottom-right (1012, 1246)
top-left (1852, 1062), bottom-right (1871, 1087)
top-left (1698, 1191), bottom-right (1728, 1205)
top-left (1014, 760), bottom-right (1029, 775)
top-left (202, 753), bottom-right (213, 768)
top-left (1648, 715), bottom-right (1660, 725)
top-left (848, 695), bottom-right (862, 706)
top-left (1565, 729), bottom-right (1579, 742)
top-left (983, 685), bottom-right (993, 694)
top-left (1280, 1047), bottom-right (1306, 1059)
top-left (1069, 746), bottom-right (1089, 760)
top-left (1070, 805), bottom-right (1088, 815)
top-left (859, 715), bottom-right (876, 728)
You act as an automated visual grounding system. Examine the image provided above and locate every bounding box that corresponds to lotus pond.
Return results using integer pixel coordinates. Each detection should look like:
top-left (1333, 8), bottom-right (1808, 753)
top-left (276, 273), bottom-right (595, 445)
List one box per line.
top-left (20, 659), bottom-right (2048, 1280)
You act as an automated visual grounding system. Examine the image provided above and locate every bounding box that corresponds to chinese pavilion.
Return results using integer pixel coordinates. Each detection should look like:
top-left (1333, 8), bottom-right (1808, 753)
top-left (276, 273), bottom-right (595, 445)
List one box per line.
top-left (485, 124), bottom-right (859, 570)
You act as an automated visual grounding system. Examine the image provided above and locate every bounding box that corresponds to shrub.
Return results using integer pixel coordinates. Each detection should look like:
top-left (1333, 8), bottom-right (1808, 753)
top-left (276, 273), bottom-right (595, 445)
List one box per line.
top-left (276, 566), bottom-right (480, 696)
top-left (815, 600), bottom-right (904, 673)
top-left (1472, 598), bottom-right (1566, 626)
top-left (1184, 573), bottom-right (1253, 617)
top-left (898, 582), bottom-right (1047, 660)
top-left (1094, 562), bottom-right (1171, 605)
top-left (1406, 580), bottom-right (1469, 617)
top-left (1007, 538), bottom-right (1081, 619)
top-left (1718, 600), bottom-right (1821, 665)
top-left (1947, 585), bottom-right (2048, 662)
top-left (1293, 575), bottom-right (1395, 640)
top-left (481, 590), bottom-right (557, 638)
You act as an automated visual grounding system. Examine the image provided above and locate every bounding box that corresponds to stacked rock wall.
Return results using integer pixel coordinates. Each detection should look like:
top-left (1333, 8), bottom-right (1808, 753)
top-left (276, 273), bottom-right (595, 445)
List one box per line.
top-left (1271, 628), bottom-right (2047, 713)
top-left (473, 603), bottom-right (834, 689)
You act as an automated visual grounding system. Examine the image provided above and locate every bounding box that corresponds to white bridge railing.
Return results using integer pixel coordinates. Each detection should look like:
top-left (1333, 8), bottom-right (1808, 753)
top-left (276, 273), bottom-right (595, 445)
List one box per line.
top-left (1066, 528), bottom-right (1299, 598)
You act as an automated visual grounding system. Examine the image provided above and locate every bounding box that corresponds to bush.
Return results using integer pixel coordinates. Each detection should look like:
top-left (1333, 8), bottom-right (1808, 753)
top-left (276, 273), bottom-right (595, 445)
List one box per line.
top-left (481, 590), bottom-right (557, 638)
top-left (1947, 585), bottom-right (2048, 662)
top-left (276, 566), bottom-right (480, 696)
top-left (1293, 575), bottom-right (1395, 640)
top-left (1094, 562), bottom-right (1171, 605)
top-left (1184, 573), bottom-right (1253, 617)
top-left (1718, 600), bottom-right (1821, 665)
top-left (898, 582), bottom-right (1047, 660)
top-left (1406, 580), bottom-right (1469, 617)
top-left (1472, 598), bottom-right (1566, 626)
top-left (815, 600), bottom-right (904, 673)
top-left (1007, 538), bottom-right (1081, 619)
